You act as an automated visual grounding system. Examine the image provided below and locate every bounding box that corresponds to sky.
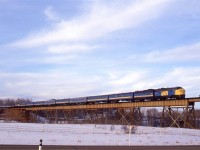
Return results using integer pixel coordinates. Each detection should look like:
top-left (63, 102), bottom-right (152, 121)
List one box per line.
top-left (0, 0), bottom-right (200, 106)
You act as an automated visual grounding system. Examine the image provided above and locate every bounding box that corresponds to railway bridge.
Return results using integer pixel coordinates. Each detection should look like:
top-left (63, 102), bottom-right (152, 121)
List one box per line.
top-left (4, 97), bottom-right (200, 129)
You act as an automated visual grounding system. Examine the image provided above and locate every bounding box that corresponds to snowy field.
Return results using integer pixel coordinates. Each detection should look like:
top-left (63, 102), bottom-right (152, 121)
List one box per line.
top-left (0, 122), bottom-right (200, 145)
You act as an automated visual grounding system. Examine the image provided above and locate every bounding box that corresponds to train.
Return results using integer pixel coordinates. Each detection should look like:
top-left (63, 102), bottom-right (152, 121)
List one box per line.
top-left (15, 87), bottom-right (185, 107)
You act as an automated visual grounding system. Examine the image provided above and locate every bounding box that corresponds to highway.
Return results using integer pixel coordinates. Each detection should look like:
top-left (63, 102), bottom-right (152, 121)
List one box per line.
top-left (0, 145), bottom-right (200, 150)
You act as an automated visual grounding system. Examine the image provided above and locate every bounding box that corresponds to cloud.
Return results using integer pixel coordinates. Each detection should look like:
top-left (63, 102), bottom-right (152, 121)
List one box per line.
top-left (44, 6), bottom-right (60, 22)
top-left (0, 71), bottom-right (108, 100)
top-left (107, 67), bottom-right (200, 98)
top-left (1, 67), bottom-right (200, 101)
top-left (108, 70), bottom-right (147, 87)
top-left (47, 44), bottom-right (99, 54)
top-left (41, 55), bottom-right (78, 64)
top-left (131, 42), bottom-right (200, 63)
top-left (10, 0), bottom-right (171, 48)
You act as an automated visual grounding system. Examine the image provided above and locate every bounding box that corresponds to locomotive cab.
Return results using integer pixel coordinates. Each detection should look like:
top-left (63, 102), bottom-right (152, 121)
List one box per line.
top-left (174, 87), bottom-right (185, 99)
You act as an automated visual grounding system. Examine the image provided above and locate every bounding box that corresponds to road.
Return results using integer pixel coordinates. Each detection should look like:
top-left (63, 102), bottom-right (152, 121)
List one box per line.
top-left (0, 145), bottom-right (200, 150)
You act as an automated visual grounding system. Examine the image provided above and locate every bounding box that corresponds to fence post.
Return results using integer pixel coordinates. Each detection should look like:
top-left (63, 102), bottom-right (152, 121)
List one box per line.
top-left (39, 139), bottom-right (42, 150)
top-left (129, 125), bottom-right (133, 146)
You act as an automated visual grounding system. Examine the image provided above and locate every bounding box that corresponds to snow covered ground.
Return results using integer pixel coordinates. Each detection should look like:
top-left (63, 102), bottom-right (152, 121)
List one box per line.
top-left (0, 122), bottom-right (199, 145)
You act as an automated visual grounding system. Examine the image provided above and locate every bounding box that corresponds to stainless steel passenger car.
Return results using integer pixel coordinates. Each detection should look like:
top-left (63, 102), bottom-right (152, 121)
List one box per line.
top-left (134, 89), bottom-right (154, 101)
top-left (87, 95), bottom-right (108, 103)
top-left (43, 99), bottom-right (56, 105)
top-left (33, 101), bottom-right (44, 106)
top-left (24, 101), bottom-right (34, 107)
top-left (55, 99), bottom-right (70, 105)
top-left (109, 92), bottom-right (133, 101)
top-left (70, 97), bottom-right (87, 104)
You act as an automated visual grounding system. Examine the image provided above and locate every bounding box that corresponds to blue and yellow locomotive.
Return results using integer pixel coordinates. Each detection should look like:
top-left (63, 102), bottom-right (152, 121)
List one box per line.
top-left (154, 87), bottom-right (185, 100)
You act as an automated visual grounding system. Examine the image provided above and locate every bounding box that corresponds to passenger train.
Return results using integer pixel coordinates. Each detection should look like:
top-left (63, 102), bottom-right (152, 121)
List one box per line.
top-left (15, 87), bottom-right (185, 107)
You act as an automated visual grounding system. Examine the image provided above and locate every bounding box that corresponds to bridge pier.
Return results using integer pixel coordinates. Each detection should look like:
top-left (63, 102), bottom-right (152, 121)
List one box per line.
top-left (34, 108), bottom-right (143, 125)
top-left (115, 107), bottom-right (141, 125)
top-left (24, 110), bottom-right (31, 122)
top-left (87, 109), bottom-right (107, 124)
top-left (55, 110), bottom-right (58, 124)
top-left (161, 104), bottom-right (196, 128)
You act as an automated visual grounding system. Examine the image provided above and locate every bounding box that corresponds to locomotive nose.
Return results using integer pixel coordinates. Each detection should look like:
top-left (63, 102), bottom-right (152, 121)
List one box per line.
top-left (175, 88), bottom-right (185, 99)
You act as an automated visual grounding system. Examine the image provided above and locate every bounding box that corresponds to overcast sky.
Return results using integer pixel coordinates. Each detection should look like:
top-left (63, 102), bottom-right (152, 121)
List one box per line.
top-left (0, 0), bottom-right (200, 106)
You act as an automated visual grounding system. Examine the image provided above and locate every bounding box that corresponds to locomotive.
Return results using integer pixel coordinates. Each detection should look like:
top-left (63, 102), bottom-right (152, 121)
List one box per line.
top-left (16, 87), bottom-right (185, 107)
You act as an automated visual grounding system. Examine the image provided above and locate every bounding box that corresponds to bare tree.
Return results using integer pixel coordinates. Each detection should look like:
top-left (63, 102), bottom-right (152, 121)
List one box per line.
top-left (146, 108), bottom-right (161, 127)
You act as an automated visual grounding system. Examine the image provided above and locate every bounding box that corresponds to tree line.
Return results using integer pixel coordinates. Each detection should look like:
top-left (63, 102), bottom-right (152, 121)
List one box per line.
top-left (0, 98), bottom-right (32, 106)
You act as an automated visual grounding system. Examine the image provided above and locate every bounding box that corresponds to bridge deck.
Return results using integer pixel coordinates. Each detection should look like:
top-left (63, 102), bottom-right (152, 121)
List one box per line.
top-left (11, 99), bottom-right (193, 111)
top-left (188, 97), bottom-right (200, 102)
top-left (9, 97), bottom-right (200, 111)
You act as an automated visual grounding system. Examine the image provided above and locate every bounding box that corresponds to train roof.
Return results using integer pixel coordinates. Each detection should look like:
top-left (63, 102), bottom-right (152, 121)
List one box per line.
top-left (156, 87), bottom-right (184, 90)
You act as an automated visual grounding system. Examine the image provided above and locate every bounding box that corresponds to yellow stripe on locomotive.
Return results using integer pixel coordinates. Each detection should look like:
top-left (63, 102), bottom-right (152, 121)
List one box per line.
top-left (175, 88), bottom-right (185, 97)
top-left (161, 90), bottom-right (168, 96)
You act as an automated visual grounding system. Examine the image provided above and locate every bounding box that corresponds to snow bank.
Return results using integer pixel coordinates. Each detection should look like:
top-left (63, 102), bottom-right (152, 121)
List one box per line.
top-left (0, 123), bottom-right (199, 145)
